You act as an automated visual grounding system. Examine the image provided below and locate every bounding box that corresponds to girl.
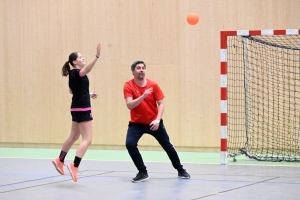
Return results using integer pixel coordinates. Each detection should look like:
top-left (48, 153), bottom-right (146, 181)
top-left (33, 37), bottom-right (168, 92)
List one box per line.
top-left (52, 43), bottom-right (101, 182)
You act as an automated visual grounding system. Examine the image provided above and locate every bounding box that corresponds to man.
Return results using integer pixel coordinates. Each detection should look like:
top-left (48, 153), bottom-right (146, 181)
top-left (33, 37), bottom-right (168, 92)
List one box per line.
top-left (123, 60), bottom-right (190, 183)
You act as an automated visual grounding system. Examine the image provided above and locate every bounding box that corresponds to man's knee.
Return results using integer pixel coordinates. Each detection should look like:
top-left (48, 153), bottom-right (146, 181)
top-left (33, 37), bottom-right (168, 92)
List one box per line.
top-left (125, 142), bottom-right (137, 150)
top-left (161, 143), bottom-right (175, 151)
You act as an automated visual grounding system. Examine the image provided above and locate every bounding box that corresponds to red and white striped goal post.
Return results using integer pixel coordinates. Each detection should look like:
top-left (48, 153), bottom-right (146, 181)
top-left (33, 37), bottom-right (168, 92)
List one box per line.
top-left (220, 29), bottom-right (300, 165)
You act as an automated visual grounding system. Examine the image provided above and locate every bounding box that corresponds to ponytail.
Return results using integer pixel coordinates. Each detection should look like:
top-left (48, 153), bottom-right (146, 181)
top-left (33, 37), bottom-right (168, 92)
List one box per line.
top-left (61, 52), bottom-right (78, 77)
top-left (62, 61), bottom-right (70, 76)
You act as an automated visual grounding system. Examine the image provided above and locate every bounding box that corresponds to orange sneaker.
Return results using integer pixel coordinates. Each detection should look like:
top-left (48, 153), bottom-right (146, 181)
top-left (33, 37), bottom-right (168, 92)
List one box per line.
top-left (67, 163), bottom-right (78, 182)
top-left (52, 158), bottom-right (64, 175)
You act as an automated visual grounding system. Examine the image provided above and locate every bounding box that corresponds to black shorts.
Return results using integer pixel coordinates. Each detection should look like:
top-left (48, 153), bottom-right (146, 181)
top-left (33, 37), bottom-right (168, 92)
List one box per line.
top-left (71, 111), bottom-right (93, 123)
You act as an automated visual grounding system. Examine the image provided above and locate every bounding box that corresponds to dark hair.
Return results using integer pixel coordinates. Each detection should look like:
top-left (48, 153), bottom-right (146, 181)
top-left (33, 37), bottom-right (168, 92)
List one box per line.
top-left (131, 60), bottom-right (146, 71)
top-left (61, 52), bottom-right (78, 76)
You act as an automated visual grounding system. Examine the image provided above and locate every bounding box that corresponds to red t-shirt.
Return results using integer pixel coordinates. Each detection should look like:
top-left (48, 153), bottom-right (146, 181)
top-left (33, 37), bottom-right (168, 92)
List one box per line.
top-left (123, 79), bottom-right (164, 124)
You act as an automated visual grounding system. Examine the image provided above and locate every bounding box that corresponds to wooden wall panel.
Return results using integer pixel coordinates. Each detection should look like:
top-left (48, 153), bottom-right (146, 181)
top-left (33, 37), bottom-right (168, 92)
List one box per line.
top-left (0, 0), bottom-right (4, 140)
top-left (0, 0), bottom-right (300, 151)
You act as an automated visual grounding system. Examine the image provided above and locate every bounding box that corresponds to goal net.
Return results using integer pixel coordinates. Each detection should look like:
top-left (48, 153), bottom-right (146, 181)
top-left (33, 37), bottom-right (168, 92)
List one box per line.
top-left (220, 29), bottom-right (300, 163)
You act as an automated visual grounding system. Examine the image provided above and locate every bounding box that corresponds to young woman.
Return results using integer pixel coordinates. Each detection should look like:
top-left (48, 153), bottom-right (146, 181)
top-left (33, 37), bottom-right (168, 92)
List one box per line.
top-left (52, 43), bottom-right (101, 182)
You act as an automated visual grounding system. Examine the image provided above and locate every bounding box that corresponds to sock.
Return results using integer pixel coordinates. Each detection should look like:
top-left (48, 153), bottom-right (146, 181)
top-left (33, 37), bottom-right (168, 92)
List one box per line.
top-left (59, 151), bottom-right (67, 163)
top-left (74, 156), bottom-right (82, 167)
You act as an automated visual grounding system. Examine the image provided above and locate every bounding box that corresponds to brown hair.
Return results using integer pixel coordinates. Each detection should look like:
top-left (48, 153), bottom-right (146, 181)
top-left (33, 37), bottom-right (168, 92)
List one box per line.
top-left (61, 52), bottom-right (78, 76)
top-left (131, 60), bottom-right (146, 71)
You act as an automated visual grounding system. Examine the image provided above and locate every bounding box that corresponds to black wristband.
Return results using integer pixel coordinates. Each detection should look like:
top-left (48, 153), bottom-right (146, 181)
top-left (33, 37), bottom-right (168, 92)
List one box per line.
top-left (96, 55), bottom-right (99, 58)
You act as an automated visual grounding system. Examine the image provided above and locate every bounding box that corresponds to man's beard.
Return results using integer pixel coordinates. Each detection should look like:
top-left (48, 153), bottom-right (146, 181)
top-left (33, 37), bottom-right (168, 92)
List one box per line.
top-left (138, 74), bottom-right (145, 80)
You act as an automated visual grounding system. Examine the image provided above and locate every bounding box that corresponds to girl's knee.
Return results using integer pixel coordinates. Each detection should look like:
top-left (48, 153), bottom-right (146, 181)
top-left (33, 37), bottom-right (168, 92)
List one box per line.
top-left (85, 137), bottom-right (92, 146)
top-left (69, 135), bottom-right (80, 143)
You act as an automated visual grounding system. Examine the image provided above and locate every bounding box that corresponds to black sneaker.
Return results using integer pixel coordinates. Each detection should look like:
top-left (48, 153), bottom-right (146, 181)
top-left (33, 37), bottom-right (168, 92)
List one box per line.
top-left (178, 169), bottom-right (190, 179)
top-left (132, 171), bottom-right (150, 183)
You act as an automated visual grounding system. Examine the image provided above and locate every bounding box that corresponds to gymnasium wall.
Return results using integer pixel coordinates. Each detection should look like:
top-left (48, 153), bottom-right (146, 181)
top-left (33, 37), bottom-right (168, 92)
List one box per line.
top-left (0, 0), bottom-right (299, 151)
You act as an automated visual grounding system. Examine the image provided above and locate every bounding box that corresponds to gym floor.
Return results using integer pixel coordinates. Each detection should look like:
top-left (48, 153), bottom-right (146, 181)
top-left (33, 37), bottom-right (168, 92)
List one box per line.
top-left (0, 148), bottom-right (299, 200)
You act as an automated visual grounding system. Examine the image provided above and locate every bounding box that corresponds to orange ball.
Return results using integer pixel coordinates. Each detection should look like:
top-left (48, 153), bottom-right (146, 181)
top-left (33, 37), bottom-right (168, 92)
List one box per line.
top-left (186, 13), bottom-right (199, 25)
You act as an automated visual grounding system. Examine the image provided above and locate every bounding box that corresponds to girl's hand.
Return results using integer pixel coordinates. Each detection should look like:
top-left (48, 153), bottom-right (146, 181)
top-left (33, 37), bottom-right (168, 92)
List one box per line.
top-left (90, 91), bottom-right (98, 99)
top-left (96, 43), bottom-right (101, 58)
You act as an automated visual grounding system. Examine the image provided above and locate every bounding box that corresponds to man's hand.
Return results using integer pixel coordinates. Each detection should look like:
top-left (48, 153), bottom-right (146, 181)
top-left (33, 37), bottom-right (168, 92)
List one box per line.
top-left (142, 87), bottom-right (153, 98)
top-left (150, 119), bottom-right (160, 131)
